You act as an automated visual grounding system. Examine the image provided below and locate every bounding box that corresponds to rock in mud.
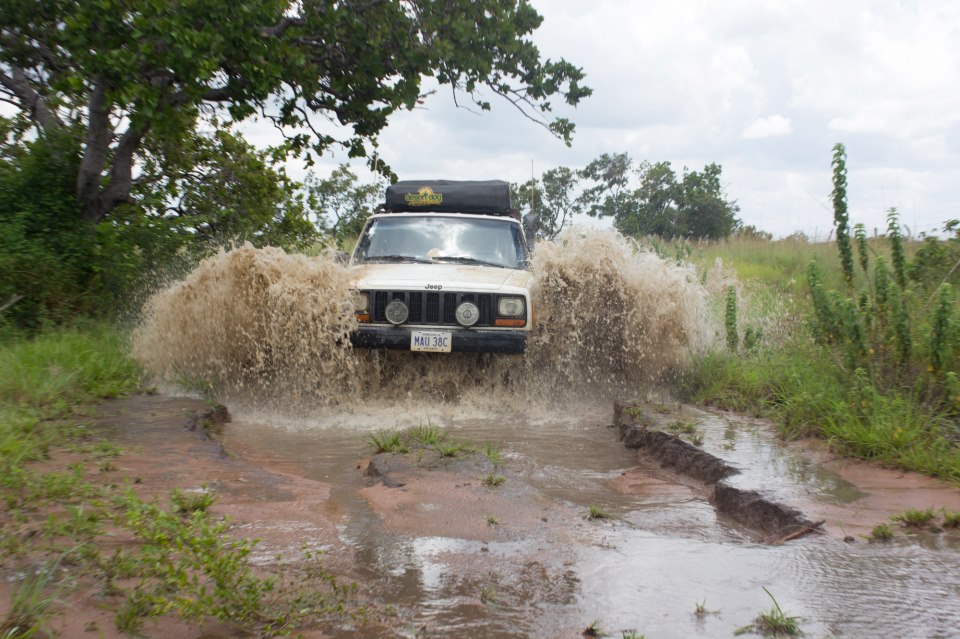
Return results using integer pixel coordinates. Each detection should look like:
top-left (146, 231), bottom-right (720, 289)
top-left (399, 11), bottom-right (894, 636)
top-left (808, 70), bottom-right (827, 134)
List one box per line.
top-left (364, 453), bottom-right (409, 488)
top-left (184, 402), bottom-right (230, 438)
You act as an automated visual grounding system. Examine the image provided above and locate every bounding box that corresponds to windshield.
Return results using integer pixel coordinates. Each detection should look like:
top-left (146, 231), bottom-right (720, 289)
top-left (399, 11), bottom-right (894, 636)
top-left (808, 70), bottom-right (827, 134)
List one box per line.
top-left (352, 215), bottom-right (528, 269)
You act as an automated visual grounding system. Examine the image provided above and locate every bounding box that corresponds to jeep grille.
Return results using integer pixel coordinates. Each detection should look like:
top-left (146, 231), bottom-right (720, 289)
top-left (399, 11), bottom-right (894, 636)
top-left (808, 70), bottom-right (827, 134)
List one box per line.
top-left (368, 291), bottom-right (495, 326)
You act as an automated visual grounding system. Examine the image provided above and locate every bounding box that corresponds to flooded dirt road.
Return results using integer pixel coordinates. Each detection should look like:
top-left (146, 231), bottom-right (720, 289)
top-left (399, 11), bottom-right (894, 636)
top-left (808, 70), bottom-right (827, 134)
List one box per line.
top-left (121, 234), bottom-right (960, 637)
top-left (98, 395), bottom-right (960, 639)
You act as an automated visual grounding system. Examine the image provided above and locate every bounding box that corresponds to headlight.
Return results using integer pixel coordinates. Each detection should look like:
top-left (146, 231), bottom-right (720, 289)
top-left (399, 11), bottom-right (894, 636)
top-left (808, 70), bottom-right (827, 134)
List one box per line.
top-left (497, 297), bottom-right (525, 317)
top-left (353, 292), bottom-right (369, 313)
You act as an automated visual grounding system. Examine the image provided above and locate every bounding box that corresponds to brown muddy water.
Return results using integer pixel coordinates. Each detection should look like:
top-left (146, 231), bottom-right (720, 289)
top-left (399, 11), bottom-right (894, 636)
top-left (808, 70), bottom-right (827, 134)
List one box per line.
top-left (128, 230), bottom-right (960, 638)
top-left (210, 402), bottom-right (960, 639)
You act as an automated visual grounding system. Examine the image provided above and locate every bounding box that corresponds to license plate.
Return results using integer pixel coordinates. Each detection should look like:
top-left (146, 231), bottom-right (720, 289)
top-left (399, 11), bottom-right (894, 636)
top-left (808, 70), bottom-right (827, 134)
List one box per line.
top-left (411, 330), bottom-right (452, 353)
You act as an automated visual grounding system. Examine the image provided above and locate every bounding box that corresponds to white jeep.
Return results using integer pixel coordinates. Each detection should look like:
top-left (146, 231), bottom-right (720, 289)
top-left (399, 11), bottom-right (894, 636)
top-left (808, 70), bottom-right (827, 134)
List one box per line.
top-left (349, 180), bottom-right (534, 354)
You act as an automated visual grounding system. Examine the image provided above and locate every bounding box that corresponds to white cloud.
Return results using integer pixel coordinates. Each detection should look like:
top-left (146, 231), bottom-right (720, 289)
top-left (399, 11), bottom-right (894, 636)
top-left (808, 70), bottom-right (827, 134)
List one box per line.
top-left (742, 115), bottom-right (792, 139)
top-left (235, 0), bottom-right (960, 239)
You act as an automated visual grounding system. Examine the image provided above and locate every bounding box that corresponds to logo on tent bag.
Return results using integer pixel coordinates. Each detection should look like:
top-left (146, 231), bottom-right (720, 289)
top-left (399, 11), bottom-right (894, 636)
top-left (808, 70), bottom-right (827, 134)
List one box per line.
top-left (404, 186), bottom-right (443, 207)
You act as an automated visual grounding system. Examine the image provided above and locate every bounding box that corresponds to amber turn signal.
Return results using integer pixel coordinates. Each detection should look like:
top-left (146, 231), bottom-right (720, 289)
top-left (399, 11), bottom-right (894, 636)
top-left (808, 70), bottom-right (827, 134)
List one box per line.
top-left (494, 318), bottom-right (526, 327)
top-left (355, 313), bottom-right (370, 323)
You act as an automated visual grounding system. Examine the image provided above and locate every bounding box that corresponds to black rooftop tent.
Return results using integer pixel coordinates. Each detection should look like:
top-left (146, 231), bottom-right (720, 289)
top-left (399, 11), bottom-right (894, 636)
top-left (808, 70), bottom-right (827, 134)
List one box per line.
top-left (384, 180), bottom-right (513, 216)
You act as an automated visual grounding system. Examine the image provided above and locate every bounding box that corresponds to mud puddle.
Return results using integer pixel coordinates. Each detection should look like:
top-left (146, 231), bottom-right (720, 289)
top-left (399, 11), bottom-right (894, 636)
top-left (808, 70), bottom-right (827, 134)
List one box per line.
top-left (185, 398), bottom-right (960, 639)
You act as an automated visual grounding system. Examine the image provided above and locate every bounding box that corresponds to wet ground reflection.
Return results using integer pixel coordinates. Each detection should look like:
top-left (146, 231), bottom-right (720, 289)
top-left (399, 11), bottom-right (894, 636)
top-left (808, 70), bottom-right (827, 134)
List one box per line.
top-left (222, 403), bottom-right (960, 638)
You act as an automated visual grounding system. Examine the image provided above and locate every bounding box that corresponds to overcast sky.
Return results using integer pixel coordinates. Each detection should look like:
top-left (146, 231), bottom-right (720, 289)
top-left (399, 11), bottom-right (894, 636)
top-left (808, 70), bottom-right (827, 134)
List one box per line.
top-left (289, 0), bottom-right (960, 239)
top-left (7, 1), bottom-right (952, 239)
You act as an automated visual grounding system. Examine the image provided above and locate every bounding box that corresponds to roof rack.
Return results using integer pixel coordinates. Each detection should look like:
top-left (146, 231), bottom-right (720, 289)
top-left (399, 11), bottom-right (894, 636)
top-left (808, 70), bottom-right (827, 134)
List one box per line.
top-left (384, 180), bottom-right (514, 216)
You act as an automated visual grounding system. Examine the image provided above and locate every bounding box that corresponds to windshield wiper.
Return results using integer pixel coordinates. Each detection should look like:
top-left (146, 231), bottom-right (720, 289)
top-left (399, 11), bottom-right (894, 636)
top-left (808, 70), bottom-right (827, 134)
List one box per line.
top-left (430, 255), bottom-right (509, 268)
top-left (362, 254), bottom-right (433, 264)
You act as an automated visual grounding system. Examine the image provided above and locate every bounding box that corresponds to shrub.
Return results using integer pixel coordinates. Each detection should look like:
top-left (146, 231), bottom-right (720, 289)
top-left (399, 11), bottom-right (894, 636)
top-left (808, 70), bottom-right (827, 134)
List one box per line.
top-left (0, 135), bottom-right (95, 328)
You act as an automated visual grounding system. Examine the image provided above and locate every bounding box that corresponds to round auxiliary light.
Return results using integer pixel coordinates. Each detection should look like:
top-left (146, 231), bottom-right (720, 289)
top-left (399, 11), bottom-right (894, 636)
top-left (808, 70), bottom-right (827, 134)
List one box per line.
top-left (455, 301), bottom-right (480, 327)
top-left (384, 299), bottom-right (409, 325)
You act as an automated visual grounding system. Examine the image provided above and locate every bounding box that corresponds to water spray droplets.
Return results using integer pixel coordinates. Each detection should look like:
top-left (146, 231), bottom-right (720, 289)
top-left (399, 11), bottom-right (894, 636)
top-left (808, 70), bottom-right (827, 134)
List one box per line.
top-left (133, 230), bottom-right (710, 410)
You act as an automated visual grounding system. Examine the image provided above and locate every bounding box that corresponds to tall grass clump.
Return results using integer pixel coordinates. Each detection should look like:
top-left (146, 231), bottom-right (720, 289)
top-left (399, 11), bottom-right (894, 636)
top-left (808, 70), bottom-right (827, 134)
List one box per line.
top-left (0, 322), bottom-right (140, 412)
top-left (0, 323), bottom-right (141, 493)
top-left (0, 557), bottom-right (70, 637)
top-left (679, 144), bottom-right (960, 481)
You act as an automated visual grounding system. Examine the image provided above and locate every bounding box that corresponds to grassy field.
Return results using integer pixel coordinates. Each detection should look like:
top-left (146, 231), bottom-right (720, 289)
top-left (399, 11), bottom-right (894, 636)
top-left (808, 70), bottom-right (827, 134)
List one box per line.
top-left (0, 324), bottom-right (358, 637)
top-left (676, 231), bottom-right (960, 482)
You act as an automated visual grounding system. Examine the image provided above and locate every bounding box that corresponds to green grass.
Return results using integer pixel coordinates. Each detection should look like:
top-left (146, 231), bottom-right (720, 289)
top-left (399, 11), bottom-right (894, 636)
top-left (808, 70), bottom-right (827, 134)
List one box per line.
top-left (868, 523), bottom-right (894, 542)
top-left (365, 429), bottom-right (409, 454)
top-left (690, 235), bottom-right (905, 297)
top-left (678, 343), bottom-right (960, 482)
top-left (583, 619), bottom-right (604, 637)
top-left (0, 322), bottom-right (140, 412)
top-left (481, 474), bottom-right (506, 487)
top-left (665, 420), bottom-right (705, 446)
top-left (170, 486), bottom-right (216, 516)
top-left (1, 556), bottom-right (70, 637)
top-left (891, 507), bottom-right (938, 528)
top-left (482, 443), bottom-right (503, 467)
top-left (586, 505), bottom-right (611, 521)
top-left (735, 588), bottom-right (801, 637)
top-left (0, 324), bottom-right (142, 506)
top-left (433, 440), bottom-right (474, 458)
top-left (366, 425), bottom-right (503, 470)
top-left (406, 422), bottom-right (445, 446)
top-left (665, 419), bottom-right (699, 436)
top-left (677, 230), bottom-right (960, 483)
top-left (943, 510), bottom-right (960, 528)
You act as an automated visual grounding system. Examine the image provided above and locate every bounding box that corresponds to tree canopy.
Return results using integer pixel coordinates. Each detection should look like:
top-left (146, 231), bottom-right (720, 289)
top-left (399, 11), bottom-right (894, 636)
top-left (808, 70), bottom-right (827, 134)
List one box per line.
top-left (0, 0), bottom-right (590, 223)
top-left (580, 154), bottom-right (740, 240)
top-left (513, 153), bottom-right (740, 241)
top-left (302, 164), bottom-right (385, 249)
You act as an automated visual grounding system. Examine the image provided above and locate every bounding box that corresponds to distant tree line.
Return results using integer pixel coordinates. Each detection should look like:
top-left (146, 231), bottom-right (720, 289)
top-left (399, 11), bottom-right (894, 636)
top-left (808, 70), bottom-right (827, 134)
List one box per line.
top-left (512, 152), bottom-right (741, 241)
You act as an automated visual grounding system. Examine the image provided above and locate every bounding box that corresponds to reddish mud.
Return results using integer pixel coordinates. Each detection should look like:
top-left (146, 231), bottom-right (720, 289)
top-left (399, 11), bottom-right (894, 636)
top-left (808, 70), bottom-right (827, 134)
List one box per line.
top-left (0, 396), bottom-right (354, 639)
top-left (790, 438), bottom-right (960, 537)
top-left (94, 395), bottom-right (352, 570)
top-left (360, 450), bottom-right (586, 543)
top-left (7, 394), bottom-right (960, 638)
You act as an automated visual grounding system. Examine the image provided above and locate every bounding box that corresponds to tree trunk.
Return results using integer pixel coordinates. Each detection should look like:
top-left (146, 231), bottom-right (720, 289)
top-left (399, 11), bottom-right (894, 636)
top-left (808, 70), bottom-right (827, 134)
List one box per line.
top-left (76, 81), bottom-right (111, 223)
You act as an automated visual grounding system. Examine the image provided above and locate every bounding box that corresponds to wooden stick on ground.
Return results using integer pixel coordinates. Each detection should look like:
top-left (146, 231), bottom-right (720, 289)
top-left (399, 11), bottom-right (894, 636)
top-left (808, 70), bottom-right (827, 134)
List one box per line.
top-left (774, 519), bottom-right (826, 544)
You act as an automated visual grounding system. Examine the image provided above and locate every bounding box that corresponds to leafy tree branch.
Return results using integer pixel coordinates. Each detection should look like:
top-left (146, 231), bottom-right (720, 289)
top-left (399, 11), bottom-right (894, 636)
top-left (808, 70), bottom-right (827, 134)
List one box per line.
top-left (0, 0), bottom-right (590, 223)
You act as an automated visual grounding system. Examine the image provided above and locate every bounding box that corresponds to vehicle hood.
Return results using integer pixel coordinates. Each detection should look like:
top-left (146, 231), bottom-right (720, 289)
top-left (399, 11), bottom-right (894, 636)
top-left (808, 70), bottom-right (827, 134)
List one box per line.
top-left (350, 263), bottom-right (532, 292)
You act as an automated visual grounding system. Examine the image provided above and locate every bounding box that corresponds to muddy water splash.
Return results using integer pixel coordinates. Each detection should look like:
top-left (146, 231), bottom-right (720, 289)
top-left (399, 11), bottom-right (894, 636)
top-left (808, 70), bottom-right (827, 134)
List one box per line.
top-left (132, 245), bottom-right (362, 404)
top-left (133, 229), bottom-right (710, 407)
top-left (526, 229), bottom-right (708, 393)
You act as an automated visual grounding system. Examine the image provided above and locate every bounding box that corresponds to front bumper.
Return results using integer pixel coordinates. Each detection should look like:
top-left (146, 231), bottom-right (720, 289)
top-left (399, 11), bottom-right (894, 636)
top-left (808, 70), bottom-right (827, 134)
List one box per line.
top-left (350, 326), bottom-right (526, 354)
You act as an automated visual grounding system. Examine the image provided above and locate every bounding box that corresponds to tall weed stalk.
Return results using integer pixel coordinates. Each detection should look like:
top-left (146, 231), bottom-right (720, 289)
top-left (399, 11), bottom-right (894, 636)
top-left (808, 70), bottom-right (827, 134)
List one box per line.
top-left (682, 144), bottom-right (960, 481)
